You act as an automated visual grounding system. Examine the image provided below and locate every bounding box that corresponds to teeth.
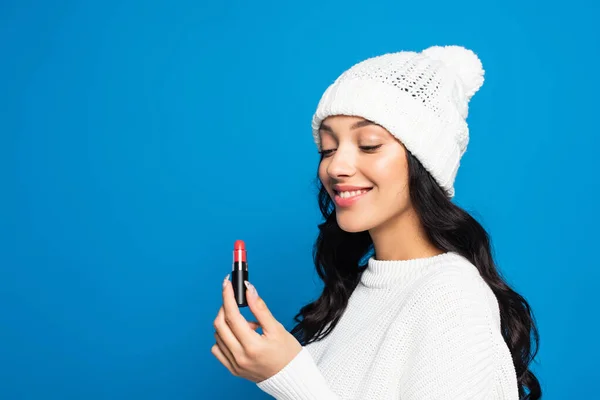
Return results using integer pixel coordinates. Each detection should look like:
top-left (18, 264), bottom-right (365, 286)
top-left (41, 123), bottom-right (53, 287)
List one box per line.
top-left (338, 189), bottom-right (370, 199)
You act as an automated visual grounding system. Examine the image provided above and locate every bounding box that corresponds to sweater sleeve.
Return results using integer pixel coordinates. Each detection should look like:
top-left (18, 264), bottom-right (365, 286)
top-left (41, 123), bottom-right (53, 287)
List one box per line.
top-left (256, 346), bottom-right (340, 400)
top-left (399, 269), bottom-right (510, 400)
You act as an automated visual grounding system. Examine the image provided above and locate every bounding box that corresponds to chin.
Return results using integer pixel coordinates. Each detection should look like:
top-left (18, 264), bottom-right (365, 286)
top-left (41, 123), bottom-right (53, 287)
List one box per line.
top-left (336, 213), bottom-right (372, 233)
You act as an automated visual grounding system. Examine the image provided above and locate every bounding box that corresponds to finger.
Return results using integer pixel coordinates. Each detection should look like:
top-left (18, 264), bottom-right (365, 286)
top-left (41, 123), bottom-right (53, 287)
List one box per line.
top-left (215, 330), bottom-right (239, 371)
top-left (214, 306), bottom-right (245, 356)
top-left (218, 307), bottom-right (260, 332)
top-left (248, 321), bottom-right (261, 331)
top-left (244, 281), bottom-right (281, 333)
top-left (222, 279), bottom-right (260, 346)
top-left (211, 343), bottom-right (238, 376)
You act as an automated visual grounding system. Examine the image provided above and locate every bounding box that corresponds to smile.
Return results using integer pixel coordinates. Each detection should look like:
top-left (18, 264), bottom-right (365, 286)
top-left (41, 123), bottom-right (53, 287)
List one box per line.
top-left (333, 188), bottom-right (373, 207)
top-left (335, 189), bottom-right (371, 199)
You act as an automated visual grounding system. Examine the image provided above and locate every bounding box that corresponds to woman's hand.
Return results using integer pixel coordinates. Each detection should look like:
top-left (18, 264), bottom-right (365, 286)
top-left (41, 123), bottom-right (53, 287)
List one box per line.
top-left (211, 275), bottom-right (302, 383)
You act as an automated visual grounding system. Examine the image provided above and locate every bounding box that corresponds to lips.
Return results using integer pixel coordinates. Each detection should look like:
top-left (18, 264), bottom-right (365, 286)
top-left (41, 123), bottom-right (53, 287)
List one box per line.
top-left (333, 185), bottom-right (373, 192)
top-left (332, 187), bottom-right (373, 207)
top-left (334, 188), bottom-right (372, 198)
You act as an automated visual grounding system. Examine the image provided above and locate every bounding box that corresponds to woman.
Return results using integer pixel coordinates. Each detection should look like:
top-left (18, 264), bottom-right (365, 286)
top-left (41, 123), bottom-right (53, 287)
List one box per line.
top-left (212, 45), bottom-right (541, 399)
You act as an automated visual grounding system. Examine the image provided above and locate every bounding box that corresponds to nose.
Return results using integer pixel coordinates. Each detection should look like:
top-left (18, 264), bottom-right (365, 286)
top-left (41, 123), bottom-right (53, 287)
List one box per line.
top-left (326, 146), bottom-right (356, 179)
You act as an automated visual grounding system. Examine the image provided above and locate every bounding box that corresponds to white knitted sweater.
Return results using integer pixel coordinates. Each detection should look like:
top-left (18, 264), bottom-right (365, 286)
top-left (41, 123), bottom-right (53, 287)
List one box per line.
top-left (256, 251), bottom-right (519, 399)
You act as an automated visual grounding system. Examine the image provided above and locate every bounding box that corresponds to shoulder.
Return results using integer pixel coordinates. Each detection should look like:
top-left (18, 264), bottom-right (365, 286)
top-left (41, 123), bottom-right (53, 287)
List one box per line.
top-left (403, 252), bottom-right (501, 331)
top-left (395, 253), bottom-right (516, 399)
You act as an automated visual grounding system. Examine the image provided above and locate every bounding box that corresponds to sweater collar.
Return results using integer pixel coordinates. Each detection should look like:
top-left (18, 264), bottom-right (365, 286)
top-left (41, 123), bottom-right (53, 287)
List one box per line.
top-left (360, 251), bottom-right (463, 288)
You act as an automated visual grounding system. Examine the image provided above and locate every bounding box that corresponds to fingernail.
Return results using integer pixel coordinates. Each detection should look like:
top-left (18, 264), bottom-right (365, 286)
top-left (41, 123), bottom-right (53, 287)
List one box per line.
top-left (223, 274), bottom-right (230, 288)
top-left (244, 280), bottom-right (257, 297)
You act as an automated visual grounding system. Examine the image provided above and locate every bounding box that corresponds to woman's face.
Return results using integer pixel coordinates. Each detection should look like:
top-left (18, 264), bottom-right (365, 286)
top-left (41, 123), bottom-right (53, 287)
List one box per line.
top-left (318, 115), bottom-right (413, 233)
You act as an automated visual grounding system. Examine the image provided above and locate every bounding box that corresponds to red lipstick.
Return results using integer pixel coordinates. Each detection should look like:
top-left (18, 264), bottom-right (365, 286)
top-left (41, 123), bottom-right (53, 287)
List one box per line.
top-left (232, 240), bottom-right (248, 307)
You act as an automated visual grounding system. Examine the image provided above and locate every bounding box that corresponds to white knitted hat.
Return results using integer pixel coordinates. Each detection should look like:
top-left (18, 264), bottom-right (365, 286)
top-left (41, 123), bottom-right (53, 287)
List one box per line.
top-left (311, 45), bottom-right (485, 198)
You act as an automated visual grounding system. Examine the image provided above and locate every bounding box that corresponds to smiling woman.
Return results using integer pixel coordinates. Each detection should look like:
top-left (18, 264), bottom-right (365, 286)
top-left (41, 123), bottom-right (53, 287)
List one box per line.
top-left (317, 117), bottom-right (415, 235)
top-left (212, 45), bottom-right (541, 400)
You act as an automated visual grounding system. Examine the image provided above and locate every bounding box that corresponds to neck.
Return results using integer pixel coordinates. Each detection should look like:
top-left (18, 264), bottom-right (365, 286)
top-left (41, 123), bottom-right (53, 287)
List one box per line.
top-left (369, 206), bottom-right (443, 260)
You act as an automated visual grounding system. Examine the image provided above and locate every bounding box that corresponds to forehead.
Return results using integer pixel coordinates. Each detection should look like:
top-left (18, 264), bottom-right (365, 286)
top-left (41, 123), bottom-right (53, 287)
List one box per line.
top-left (320, 115), bottom-right (385, 133)
top-left (319, 116), bottom-right (390, 142)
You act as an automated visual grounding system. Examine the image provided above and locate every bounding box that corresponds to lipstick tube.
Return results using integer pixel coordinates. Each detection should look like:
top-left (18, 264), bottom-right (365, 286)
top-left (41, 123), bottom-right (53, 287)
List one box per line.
top-left (232, 240), bottom-right (248, 307)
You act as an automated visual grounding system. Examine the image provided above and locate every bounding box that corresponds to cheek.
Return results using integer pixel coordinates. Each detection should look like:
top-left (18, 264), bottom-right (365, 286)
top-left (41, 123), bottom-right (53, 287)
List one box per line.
top-left (370, 157), bottom-right (409, 197)
top-left (369, 157), bottom-right (400, 183)
top-left (318, 161), bottom-right (329, 183)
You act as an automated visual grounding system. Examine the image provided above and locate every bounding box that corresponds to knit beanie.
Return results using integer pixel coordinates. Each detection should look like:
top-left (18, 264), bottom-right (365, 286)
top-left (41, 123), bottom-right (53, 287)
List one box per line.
top-left (311, 45), bottom-right (485, 198)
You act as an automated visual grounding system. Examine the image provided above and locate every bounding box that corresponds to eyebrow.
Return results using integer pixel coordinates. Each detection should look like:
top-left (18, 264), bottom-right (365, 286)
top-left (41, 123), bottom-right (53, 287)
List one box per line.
top-left (319, 119), bottom-right (380, 133)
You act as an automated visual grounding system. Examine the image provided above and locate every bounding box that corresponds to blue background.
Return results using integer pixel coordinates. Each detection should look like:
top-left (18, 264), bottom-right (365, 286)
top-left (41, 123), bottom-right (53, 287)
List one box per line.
top-left (1, 0), bottom-right (598, 399)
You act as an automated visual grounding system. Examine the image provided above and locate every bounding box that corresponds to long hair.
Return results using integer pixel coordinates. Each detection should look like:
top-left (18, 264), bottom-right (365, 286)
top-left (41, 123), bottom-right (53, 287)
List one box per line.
top-left (289, 149), bottom-right (542, 399)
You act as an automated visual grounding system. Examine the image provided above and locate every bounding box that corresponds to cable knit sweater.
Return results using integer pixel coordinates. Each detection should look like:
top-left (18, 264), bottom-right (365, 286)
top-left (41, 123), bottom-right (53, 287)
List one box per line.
top-left (256, 251), bottom-right (519, 399)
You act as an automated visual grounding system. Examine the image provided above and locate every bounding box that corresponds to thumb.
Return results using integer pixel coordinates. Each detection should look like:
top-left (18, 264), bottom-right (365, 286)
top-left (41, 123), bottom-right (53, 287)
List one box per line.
top-left (244, 281), bottom-right (280, 333)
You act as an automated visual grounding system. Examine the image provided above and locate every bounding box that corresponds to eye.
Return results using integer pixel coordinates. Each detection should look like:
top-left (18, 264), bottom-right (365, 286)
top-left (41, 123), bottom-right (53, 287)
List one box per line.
top-left (319, 149), bottom-right (335, 158)
top-left (360, 145), bottom-right (382, 152)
